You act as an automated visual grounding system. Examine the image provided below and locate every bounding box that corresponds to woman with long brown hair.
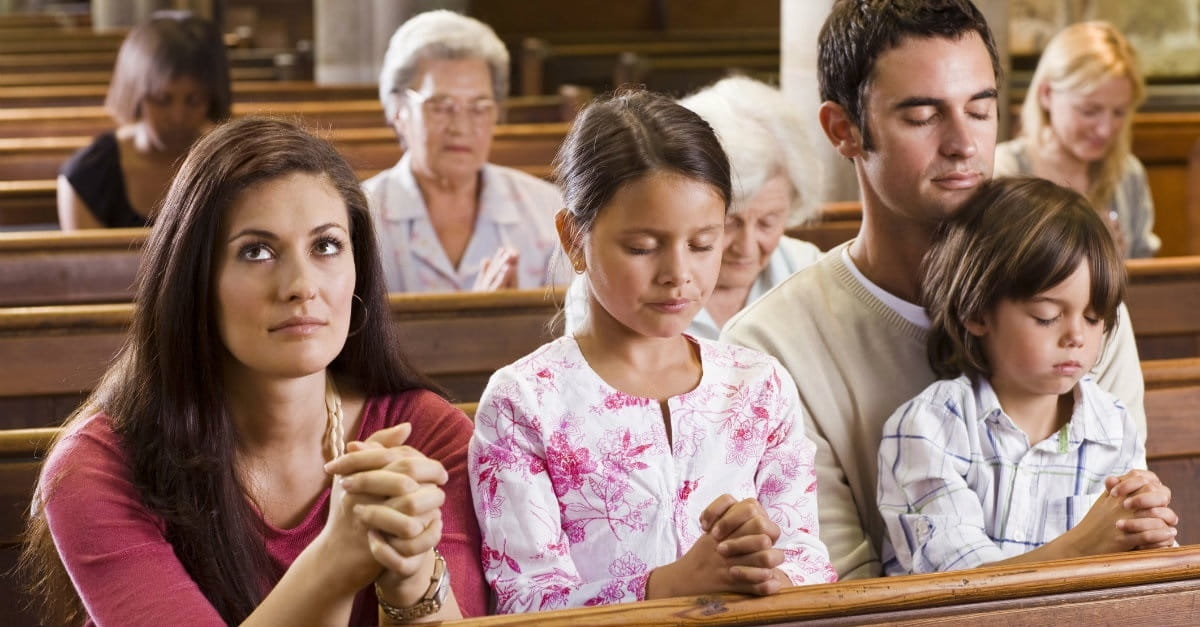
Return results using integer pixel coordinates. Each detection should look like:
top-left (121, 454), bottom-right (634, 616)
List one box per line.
top-left (25, 117), bottom-right (486, 624)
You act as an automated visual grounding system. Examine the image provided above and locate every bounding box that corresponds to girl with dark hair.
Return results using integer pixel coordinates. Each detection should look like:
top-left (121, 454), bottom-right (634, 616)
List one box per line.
top-left (877, 176), bottom-right (1177, 576)
top-left (469, 91), bottom-right (835, 614)
top-left (25, 117), bottom-right (486, 625)
top-left (58, 12), bottom-right (232, 230)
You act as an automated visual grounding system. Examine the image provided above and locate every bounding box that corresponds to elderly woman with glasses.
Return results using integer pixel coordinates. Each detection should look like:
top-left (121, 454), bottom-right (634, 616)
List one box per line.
top-left (365, 11), bottom-right (565, 293)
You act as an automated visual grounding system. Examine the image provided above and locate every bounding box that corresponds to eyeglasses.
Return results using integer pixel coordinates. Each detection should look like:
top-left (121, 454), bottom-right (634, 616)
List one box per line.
top-left (405, 89), bottom-right (498, 126)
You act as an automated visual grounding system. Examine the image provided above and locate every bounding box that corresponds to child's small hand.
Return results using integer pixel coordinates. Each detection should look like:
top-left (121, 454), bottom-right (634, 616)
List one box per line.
top-left (1104, 470), bottom-right (1173, 512)
top-left (1105, 470), bottom-right (1178, 549)
top-left (700, 495), bottom-right (782, 558)
top-left (645, 495), bottom-right (789, 599)
top-left (1069, 487), bottom-right (1176, 555)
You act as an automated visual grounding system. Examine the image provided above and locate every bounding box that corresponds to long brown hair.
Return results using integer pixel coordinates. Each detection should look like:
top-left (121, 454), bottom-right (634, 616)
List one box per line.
top-left (22, 117), bottom-right (439, 625)
top-left (922, 176), bottom-right (1125, 380)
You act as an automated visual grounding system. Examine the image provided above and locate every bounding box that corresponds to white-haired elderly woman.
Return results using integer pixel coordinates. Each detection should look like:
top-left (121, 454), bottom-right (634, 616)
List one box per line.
top-left (365, 10), bottom-right (565, 292)
top-left (563, 76), bottom-right (824, 339)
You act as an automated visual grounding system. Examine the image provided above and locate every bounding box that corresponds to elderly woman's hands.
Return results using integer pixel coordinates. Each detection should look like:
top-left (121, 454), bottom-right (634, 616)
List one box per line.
top-left (324, 425), bottom-right (450, 608)
top-left (473, 247), bottom-right (519, 291)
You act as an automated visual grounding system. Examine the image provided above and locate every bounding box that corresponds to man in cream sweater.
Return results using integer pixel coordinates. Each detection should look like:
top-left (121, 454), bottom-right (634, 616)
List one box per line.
top-left (722, 0), bottom-right (1146, 580)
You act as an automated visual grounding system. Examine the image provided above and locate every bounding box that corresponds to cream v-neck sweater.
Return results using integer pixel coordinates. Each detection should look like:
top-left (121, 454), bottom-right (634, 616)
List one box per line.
top-left (721, 242), bottom-right (1145, 580)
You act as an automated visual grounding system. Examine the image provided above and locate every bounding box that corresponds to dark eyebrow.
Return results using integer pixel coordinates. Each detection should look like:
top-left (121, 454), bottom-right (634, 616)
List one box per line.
top-left (227, 222), bottom-right (346, 244)
top-left (894, 88), bottom-right (998, 111)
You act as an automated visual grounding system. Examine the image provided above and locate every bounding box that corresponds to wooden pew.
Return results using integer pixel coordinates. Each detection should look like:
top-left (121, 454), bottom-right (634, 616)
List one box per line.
top-left (0, 122), bottom-right (569, 182)
top-left (0, 179), bottom-right (57, 228)
top-left (0, 91), bottom-right (586, 140)
top-left (613, 52), bottom-right (779, 96)
top-left (520, 37), bottom-right (778, 96)
top-left (0, 13), bottom-right (90, 29)
top-left (446, 547), bottom-right (1200, 625)
top-left (0, 66), bottom-right (282, 88)
top-left (0, 288), bottom-right (564, 430)
top-left (1, 426), bottom-right (1197, 627)
top-left (0, 228), bottom-right (145, 306)
top-left (0, 32), bottom-right (124, 55)
top-left (0, 80), bottom-right (379, 108)
top-left (0, 46), bottom-right (289, 77)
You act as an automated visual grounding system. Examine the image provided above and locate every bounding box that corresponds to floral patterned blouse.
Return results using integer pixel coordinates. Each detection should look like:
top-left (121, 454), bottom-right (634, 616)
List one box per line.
top-left (469, 335), bottom-right (836, 614)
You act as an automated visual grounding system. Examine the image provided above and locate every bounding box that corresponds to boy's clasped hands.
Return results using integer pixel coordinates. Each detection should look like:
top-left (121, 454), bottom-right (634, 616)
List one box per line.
top-left (1068, 469), bottom-right (1178, 554)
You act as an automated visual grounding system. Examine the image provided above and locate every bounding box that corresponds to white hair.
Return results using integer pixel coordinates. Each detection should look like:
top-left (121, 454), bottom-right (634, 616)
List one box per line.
top-left (378, 10), bottom-right (509, 122)
top-left (679, 76), bottom-right (823, 225)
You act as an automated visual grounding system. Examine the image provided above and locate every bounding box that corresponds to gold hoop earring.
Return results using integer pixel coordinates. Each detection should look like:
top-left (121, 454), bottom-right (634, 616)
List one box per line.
top-left (346, 294), bottom-right (368, 338)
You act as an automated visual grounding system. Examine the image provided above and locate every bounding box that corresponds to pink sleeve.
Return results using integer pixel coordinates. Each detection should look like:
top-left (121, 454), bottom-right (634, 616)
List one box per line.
top-left (40, 421), bottom-right (226, 625)
top-left (389, 392), bottom-right (489, 618)
top-left (758, 364), bottom-right (839, 585)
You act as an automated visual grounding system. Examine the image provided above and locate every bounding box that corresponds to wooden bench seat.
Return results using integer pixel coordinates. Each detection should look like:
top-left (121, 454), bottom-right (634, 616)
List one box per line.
top-left (0, 65), bottom-right (282, 88)
top-left (446, 546), bottom-right (1200, 625)
top-left (1, 393), bottom-right (1198, 625)
top-left (0, 13), bottom-right (90, 29)
top-left (0, 288), bottom-right (564, 430)
top-left (520, 36), bottom-right (778, 95)
top-left (613, 52), bottom-right (779, 96)
top-left (0, 92), bottom-right (586, 140)
top-left (0, 32), bottom-right (124, 55)
top-left (0, 80), bottom-right (379, 108)
top-left (0, 122), bottom-right (569, 182)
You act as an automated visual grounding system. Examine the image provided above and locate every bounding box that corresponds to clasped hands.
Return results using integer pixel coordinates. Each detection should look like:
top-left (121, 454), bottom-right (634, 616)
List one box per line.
top-left (323, 423), bottom-right (447, 607)
top-left (647, 494), bottom-right (792, 599)
top-left (1071, 468), bottom-right (1178, 555)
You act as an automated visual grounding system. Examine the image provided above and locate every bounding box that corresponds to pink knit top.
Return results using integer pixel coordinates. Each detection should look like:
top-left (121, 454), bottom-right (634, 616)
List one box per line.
top-left (41, 389), bottom-right (487, 625)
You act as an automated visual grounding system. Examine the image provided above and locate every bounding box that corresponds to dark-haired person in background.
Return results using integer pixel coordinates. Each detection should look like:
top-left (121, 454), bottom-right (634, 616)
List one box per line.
top-left (58, 12), bottom-right (231, 230)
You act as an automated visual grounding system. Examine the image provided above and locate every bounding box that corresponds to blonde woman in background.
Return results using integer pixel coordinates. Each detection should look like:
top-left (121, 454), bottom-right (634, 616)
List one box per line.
top-left (995, 21), bottom-right (1157, 258)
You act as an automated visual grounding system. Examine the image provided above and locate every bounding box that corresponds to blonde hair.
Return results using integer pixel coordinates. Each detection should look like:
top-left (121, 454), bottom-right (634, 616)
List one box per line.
top-left (1019, 21), bottom-right (1145, 209)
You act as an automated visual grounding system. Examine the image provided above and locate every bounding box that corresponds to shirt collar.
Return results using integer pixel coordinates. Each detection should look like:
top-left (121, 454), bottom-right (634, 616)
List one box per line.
top-left (974, 375), bottom-right (1119, 448)
top-left (383, 154), bottom-right (522, 226)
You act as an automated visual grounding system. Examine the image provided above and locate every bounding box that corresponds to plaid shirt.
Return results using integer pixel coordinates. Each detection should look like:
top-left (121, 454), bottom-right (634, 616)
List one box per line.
top-left (877, 374), bottom-right (1144, 575)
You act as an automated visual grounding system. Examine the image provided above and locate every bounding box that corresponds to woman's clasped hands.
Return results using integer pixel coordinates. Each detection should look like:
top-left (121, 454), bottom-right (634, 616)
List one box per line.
top-left (323, 423), bottom-right (449, 608)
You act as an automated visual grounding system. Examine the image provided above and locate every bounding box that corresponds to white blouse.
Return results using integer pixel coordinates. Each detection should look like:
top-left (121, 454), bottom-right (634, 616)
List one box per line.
top-left (363, 154), bottom-right (569, 292)
top-left (469, 335), bottom-right (835, 614)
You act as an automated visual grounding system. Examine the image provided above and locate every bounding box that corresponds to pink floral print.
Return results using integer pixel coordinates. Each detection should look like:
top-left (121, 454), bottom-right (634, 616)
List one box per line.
top-left (469, 336), bottom-right (836, 614)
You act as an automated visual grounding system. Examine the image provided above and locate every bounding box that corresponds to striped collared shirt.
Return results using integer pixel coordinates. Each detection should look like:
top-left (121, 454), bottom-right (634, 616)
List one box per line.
top-left (877, 374), bottom-right (1143, 575)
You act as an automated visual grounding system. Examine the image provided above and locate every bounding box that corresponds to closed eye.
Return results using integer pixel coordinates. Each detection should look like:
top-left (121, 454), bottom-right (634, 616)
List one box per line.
top-left (1033, 314), bottom-right (1060, 326)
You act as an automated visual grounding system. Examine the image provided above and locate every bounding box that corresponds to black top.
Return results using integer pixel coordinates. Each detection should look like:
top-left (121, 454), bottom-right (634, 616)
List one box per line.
top-left (60, 132), bottom-right (148, 228)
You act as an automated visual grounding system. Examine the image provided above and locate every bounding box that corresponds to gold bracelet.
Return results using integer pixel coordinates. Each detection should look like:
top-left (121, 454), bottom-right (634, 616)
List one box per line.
top-left (376, 550), bottom-right (449, 622)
